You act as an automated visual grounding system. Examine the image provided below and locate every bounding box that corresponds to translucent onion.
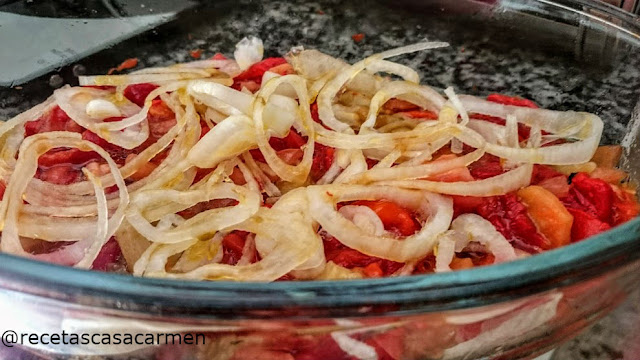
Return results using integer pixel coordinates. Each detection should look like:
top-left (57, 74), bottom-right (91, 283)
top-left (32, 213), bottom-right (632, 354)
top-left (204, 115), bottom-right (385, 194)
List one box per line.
top-left (234, 36), bottom-right (264, 70)
top-left (252, 75), bottom-right (315, 184)
top-left (460, 96), bottom-right (603, 164)
top-left (378, 163), bottom-right (533, 196)
top-left (125, 182), bottom-right (260, 244)
top-left (0, 132), bottom-right (128, 268)
top-left (307, 185), bottom-right (453, 262)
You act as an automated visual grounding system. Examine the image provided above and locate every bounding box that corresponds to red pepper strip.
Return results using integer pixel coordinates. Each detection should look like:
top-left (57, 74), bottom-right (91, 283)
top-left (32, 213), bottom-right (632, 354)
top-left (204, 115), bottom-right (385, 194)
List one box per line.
top-left (612, 189), bottom-right (640, 225)
top-left (310, 102), bottom-right (321, 123)
top-left (232, 57), bottom-right (288, 90)
top-left (310, 143), bottom-right (335, 182)
top-left (116, 58), bottom-right (138, 72)
top-left (250, 127), bottom-right (308, 162)
top-left (532, 164), bottom-right (565, 184)
top-left (352, 200), bottom-right (420, 236)
top-left (123, 83), bottom-right (159, 107)
top-left (81, 130), bottom-right (131, 164)
top-left (468, 154), bottom-right (503, 180)
top-left (470, 113), bottom-right (533, 142)
top-left (108, 58), bottom-right (138, 75)
top-left (487, 93), bottom-right (538, 108)
top-left (37, 148), bottom-right (101, 168)
top-left (477, 194), bottom-right (550, 251)
top-left (269, 128), bottom-right (307, 150)
top-left (0, 181), bottom-right (6, 201)
top-left (382, 98), bottom-right (420, 112)
top-left (399, 110), bottom-right (438, 120)
top-left (91, 237), bottom-right (122, 271)
top-left (221, 231), bottom-right (251, 265)
top-left (24, 106), bottom-right (84, 136)
top-left (567, 208), bottom-right (610, 242)
top-left (570, 172), bottom-right (614, 223)
top-left (177, 199), bottom-right (239, 220)
top-left (190, 49), bottom-right (202, 59)
top-left (451, 195), bottom-right (485, 218)
top-left (322, 235), bottom-right (404, 276)
top-left (37, 165), bottom-right (81, 185)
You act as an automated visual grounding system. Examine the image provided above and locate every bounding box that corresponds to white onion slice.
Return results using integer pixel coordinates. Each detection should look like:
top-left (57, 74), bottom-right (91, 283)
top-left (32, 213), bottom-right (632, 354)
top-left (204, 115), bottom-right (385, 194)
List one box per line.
top-left (187, 115), bottom-right (255, 168)
top-left (234, 36), bottom-right (264, 70)
top-left (0, 132), bottom-right (128, 268)
top-left (451, 214), bottom-right (517, 263)
top-left (378, 163), bottom-right (533, 196)
top-left (253, 75), bottom-right (315, 184)
top-left (307, 185), bottom-right (453, 262)
top-left (461, 96), bottom-right (603, 164)
top-left (126, 182), bottom-right (260, 244)
top-left (338, 205), bottom-right (386, 236)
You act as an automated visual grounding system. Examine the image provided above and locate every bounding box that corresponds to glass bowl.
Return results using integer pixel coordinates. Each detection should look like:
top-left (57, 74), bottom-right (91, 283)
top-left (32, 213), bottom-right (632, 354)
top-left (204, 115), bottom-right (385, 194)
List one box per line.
top-left (0, 0), bottom-right (639, 359)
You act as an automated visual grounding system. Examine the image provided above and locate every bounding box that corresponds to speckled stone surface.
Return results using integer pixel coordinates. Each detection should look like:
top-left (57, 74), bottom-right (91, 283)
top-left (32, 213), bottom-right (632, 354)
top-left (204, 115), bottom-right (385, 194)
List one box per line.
top-left (553, 288), bottom-right (640, 360)
top-left (1, 1), bottom-right (639, 359)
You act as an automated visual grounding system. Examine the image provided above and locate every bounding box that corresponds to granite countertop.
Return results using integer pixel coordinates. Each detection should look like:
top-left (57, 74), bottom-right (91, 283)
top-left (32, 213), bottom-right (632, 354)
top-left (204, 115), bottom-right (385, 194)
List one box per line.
top-left (554, 289), bottom-right (640, 360)
top-left (1, 1), bottom-right (639, 359)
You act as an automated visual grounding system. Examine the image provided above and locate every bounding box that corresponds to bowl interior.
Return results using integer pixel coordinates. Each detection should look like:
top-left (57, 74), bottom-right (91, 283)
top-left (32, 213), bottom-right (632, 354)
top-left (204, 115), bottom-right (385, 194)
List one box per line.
top-left (0, 0), bottom-right (639, 317)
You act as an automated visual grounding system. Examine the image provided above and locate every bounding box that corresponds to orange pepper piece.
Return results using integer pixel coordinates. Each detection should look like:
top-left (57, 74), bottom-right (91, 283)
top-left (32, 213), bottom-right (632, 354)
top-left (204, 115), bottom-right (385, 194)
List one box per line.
top-left (518, 185), bottom-right (573, 248)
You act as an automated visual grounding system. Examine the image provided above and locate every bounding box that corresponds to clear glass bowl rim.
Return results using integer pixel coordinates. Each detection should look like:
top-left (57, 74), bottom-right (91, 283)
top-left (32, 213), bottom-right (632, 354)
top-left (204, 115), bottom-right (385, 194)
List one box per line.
top-left (0, 0), bottom-right (639, 318)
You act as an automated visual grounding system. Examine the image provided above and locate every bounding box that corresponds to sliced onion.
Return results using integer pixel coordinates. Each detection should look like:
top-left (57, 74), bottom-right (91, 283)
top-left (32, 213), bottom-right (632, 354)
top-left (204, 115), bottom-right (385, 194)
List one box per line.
top-left (234, 36), bottom-right (264, 70)
top-left (451, 214), bottom-right (517, 262)
top-left (347, 147), bottom-right (484, 184)
top-left (78, 72), bottom-right (220, 87)
top-left (460, 96), bottom-right (603, 164)
top-left (145, 207), bottom-right (321, 281)
top-left (54, 86), bottom-right (148, 149)
top-left (307, 185), bottom-right (453, 262)
top-left (360, 81), bottom-right (446, 131)
top-left (435, 231), bottom-right (457, 273)
top-left (126, 182), bottom-right (260, 244)
top-left (378, 163), bottom-right (532, 196)
top-left (0, 132), bottom-right (128, 268)
top-left (253, 75), bottom-right (315, 184)
top-left (187, 115), bottom-right (255, 168)
top-left (339, 205), bottom-right (386, 236)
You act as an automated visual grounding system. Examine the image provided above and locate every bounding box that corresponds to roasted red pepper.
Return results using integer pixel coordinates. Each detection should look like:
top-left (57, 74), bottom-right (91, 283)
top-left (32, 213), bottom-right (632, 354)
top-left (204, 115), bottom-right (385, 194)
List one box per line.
top-left (569, 172), bottom-right (614, 223)
top-left (232, 57), bottom-right (288, 90)
top-left (399, 110), bottom-right (439, 120)
top-left (487, 93), bottom-right (538, 108)
top-left (310, 143), bottom-right (335, 182)
top-left (38, 165), bottom-right (81, 185)
top-left (611, 189), bottom-right (640, 226)
top-left (469, 113), bottom-right (532, 142)
top-left (567, 208), bottom-right (610, 242)
top-left (91, 237), bottom-right (123, 271)
top-left (37, 148), bottom-right (101, 168)
top-left (468, 154), bottom-right (503, 180)
top-left (221, 231), bottom-right (252, 265)
top-left (531, 164), bottom-right (565, 184)
top-left (81, 130), bottom-right (131, 164)
top-left (123, 83), bottom-right (159, 107)
top-left (24, 106), bottom-right (83, 136)
top-left (477, 194), bottom-right (550, 251)
top-left (323, 235), bottom-right (404, 276)
top-left (352, 200), bottom-right (420, 236)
